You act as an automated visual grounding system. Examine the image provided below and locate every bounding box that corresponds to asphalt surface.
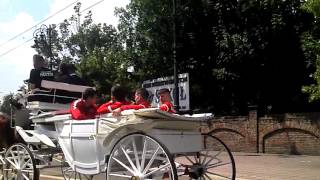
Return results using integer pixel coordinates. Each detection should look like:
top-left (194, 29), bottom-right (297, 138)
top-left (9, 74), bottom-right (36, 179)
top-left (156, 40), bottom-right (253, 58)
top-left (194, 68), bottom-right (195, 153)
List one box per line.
top-left (1, 152), bottom-right (319, 179)
top-left (37, 152), bottom-right (320, 180)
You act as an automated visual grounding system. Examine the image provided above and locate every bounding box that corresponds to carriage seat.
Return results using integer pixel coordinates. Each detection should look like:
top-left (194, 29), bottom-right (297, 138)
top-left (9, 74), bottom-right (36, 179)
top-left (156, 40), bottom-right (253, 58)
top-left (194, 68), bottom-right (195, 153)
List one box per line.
top-left (27, 80), bottom-right (95, 111)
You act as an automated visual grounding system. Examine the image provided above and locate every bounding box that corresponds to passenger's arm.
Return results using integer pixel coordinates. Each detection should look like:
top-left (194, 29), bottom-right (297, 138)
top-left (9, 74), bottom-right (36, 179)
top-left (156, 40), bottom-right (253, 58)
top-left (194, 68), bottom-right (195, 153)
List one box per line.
top-left (160, 104), bottom-right (170, 112)
top-left (71, 108), bottom-right (87, 120)
top-left (120, 104), bottom-right (145, 111)
top-left (97, 101), bottom-right (113, 114)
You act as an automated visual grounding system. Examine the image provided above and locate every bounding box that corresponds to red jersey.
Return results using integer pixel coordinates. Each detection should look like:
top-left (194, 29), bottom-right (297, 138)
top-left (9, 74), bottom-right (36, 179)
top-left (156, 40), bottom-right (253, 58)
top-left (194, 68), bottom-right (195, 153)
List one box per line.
top-left (97, 100), bottom-right (132, 114)
top-left (120, 100), bottom-right (150, 111)
top-left (160, 101), bottom-right (175, 113)
top-left (70, 99), bottom-right (97, 120)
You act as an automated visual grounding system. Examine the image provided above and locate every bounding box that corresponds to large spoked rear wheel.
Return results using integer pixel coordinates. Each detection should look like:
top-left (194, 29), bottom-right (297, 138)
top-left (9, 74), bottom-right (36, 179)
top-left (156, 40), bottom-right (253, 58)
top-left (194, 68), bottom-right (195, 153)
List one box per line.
top-left (61, 166), bottom-right (93, 180)
top-left (175, 134), bottom-right (236, 180)
top-left (61, 155), bottom-right (93, 180)
top-left (107, 133), bottom-right (177, 180)
top-left (3, 143), bottom-right (39, 180)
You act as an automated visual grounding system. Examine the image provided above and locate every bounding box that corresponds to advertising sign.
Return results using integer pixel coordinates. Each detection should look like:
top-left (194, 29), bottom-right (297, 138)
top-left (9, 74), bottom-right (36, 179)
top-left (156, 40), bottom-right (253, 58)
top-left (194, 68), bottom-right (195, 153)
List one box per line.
top-left (142, 73), bottom-right (190, 111)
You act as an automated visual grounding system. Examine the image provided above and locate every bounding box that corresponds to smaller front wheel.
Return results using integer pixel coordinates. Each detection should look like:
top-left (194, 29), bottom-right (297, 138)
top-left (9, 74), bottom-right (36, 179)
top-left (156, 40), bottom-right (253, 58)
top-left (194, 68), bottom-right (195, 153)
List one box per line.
top-left (3, 143), bottom-right (39, 180)
top-left (107, 133), bottom-right (177, 180)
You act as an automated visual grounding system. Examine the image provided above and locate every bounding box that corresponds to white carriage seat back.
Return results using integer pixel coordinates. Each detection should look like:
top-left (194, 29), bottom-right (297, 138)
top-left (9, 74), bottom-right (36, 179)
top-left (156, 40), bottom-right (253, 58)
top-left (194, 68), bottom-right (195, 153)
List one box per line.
top-left (27, 80), bottom-right (95, 111)
top-left (41, 80), bottom-right (95, 93)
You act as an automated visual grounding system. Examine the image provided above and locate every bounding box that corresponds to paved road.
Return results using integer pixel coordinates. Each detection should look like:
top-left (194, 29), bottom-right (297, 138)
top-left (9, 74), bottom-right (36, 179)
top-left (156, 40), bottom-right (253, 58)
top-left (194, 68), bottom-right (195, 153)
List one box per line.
top-left (234, 153), bottom-right (320, 180)
top-left (2, 153), bottom-right (320, 179)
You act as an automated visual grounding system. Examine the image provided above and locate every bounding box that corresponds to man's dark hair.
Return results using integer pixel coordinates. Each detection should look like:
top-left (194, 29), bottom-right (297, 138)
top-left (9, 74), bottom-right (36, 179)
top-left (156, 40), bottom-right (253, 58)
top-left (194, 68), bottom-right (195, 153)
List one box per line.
top-left (83, 88), bottom-right (97, 100)
top-left (68, 64), bottom-right (76, 73)
top-left (159, 88), bottom-right (170, 94)
top-left (111, 85), bottom-right (127, 102)
top-left (136, 88), bottom-right (149, 100)
top-left (33, 54), bottom-right (44, 63)
top-left (33, 54), bottom-right (45, 69)
top-left (59, 62), bottom-right (69, 75)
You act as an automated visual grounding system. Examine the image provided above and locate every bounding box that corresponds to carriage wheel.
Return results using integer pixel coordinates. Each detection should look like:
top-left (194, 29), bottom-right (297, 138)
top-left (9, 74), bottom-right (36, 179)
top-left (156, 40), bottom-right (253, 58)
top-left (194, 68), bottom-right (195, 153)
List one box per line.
top-left (107, 133), bottom-right (177, 180)
top-left (2, 143), bottom-right (39, 180)
top-left (61, 156), bottom-right (93, 180)
top-left (175, 134), bottom-right (236, 180)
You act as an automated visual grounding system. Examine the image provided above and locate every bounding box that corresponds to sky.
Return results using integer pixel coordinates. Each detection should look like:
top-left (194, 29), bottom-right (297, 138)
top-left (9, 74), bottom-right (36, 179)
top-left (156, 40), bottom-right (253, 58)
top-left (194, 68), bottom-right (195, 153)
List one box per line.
top-left (0, 0), bottom-right (129, 97)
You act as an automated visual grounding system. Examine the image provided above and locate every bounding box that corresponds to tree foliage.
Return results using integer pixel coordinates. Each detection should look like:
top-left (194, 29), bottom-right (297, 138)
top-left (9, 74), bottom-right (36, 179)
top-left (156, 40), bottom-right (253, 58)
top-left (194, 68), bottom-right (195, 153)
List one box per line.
top-left (116, 0), bottom-right (315, 114)
top-left (32, 0), bottom-right (320, 114)
top-left (301, 0), bottom-right (320, 102)
top-left (0, 94), bottom-right (16, 115)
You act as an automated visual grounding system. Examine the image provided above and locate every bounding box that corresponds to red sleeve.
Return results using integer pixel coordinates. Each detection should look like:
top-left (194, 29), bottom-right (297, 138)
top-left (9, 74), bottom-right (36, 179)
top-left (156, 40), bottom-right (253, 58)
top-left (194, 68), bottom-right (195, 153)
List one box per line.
top-left (160, 102), bottom-right (174, 113)
top-left (120, 104), bottom-right (145, 111)
top-left (160, 104), bottom-right (170, 112)
top-left (97, 101), bottom-right (112, 114)
top-left (97, 101), bottom-right (122, 114)
top-left (70, 100), bottom-right (88, 120)
top-left (108, 102), bottom-right (122, 111)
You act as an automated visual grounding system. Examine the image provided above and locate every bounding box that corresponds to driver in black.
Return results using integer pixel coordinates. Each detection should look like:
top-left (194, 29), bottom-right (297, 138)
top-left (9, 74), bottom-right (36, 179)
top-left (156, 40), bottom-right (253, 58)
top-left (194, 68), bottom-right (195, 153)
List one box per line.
top-left (28, 55), bottom-right (55, 102)
top-left (28, 54), bottom-right (55, 90)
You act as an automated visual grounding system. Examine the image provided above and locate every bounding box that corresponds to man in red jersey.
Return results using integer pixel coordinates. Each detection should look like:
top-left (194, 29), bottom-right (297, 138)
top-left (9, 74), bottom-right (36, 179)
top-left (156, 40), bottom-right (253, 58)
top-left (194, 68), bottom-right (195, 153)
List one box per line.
top-left (112, 88), bottom-right (150, 116)
top-left (159, 88), bottom-right (175, 113)
top-left (70, 88), bottom-right (98, 120)
top-left (97, 85), bottom-right (131, 114)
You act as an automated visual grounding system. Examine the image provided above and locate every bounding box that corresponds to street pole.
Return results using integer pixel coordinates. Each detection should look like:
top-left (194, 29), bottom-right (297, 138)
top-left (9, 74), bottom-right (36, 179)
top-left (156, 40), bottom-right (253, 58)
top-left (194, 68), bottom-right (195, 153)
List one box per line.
top-left (173, 0), bottom-right (179, 112)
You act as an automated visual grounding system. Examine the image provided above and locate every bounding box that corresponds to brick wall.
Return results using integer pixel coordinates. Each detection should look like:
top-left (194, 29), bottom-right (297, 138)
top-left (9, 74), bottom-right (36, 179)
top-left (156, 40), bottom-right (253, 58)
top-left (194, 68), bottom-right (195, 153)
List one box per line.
top-left (203, 109), bottom-right (320, 155)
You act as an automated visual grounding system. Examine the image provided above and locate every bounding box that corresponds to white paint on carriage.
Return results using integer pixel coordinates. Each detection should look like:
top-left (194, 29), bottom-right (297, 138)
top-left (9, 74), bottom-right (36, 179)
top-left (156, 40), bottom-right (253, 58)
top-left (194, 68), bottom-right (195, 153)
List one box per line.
top-left (56, 118), bottom-right (110, 175)
top-left (41, 80), bottom-right (95, 93)
top-left (28, 108), bottom-right (212, 176)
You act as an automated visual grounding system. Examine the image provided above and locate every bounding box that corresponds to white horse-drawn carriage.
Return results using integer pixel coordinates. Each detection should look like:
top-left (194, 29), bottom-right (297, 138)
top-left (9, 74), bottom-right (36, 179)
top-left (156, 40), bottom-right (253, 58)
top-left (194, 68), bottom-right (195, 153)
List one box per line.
top-left (0, 81), bottom-right (236, 180)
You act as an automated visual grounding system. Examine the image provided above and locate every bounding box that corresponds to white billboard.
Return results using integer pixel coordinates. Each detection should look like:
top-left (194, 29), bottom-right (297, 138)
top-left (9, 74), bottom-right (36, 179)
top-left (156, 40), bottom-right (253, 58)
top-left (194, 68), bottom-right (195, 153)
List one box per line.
top-left (142, 73), bottom-right (190, 111)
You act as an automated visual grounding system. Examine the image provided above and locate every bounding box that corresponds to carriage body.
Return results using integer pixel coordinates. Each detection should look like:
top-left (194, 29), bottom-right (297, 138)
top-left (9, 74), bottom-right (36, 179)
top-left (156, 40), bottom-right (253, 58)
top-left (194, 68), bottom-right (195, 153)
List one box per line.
top-left (31, 109), bottom-right (205, 175)
top-left (0, 80), bottom-right (236, 180)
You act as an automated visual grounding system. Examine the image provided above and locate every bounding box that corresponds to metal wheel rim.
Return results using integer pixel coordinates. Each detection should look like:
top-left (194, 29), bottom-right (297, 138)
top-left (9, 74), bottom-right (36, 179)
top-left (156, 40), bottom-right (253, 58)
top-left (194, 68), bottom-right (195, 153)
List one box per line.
top-left (61, 156), bottom-right (92, 180)
top-left (107, 133), bottom-right (177, 180)
top-left (3, 143), bottom-right (38, 180)
top-left (175, 135), bottom-right (236, 180)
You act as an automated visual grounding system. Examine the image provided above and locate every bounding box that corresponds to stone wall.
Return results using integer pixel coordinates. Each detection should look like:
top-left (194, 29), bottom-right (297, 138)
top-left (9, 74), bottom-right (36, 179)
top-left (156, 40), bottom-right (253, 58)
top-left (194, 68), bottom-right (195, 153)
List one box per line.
top-left (202, 109), bottom-right (320, 155)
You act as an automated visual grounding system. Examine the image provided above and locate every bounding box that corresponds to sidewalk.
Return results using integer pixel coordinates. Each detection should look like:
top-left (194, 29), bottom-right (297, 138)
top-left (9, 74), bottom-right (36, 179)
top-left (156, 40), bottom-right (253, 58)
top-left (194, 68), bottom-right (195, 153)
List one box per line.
top-left (233, 152), bottom-right (320, 180)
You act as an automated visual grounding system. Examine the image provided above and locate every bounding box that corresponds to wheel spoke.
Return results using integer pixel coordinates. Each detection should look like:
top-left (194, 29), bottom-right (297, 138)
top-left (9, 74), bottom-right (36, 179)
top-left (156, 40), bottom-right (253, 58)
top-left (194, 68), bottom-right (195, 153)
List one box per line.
top-left (121, 145), bottom-right (138, 172)
top-left (6, 158), bottom-right (19, 169)
top-left (207, 162), bottom-right (231, 169)
top-left (21, 169), bottom-right (34, 173)
top-left (204, 174), bottom-right (213, 180)
top-left (17, 146), bottom-right (22, 167)
top-left (21, 158), bottom-right (31, 169)
top-left (22, 173), bottom-right (31, 180)
top-left (112, 157), bottom-right (135, 175)
top-left (144, 162), bottom-right (171, 177)
top-left (201, 151), bottom-right (209, 164)
top-left (143, 146), bottom-right (160, 174)
top-left (194, 155), bottom-right (199, 163)
top-left (204, 149), bottom-right (223, 166)
top-left (141, 137), bottom-right (148, 170)
top-left (132, 140), bottom-right (141, 171)
top-left (185, 155), bottom-right (195, 164)
top-left (9, 150), bottom-right (18, 166)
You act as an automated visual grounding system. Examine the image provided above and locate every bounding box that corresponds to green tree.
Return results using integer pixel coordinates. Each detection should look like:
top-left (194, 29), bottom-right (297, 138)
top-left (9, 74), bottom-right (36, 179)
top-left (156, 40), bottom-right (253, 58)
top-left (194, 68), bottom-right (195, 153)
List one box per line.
top-left (32, 3), bottom-right (135, 93)
top-left (301, 0), bottom-right (320, 102)
top-left (0, 94), bottom-right (17, 115)
top-left (116, 0), bottom-right (314, 114)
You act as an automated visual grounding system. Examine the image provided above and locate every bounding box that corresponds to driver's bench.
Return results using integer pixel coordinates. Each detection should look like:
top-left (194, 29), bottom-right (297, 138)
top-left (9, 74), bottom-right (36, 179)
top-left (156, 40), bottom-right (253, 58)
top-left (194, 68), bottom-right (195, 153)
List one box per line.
top-left (27, 80), bottom-right (94, 112)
